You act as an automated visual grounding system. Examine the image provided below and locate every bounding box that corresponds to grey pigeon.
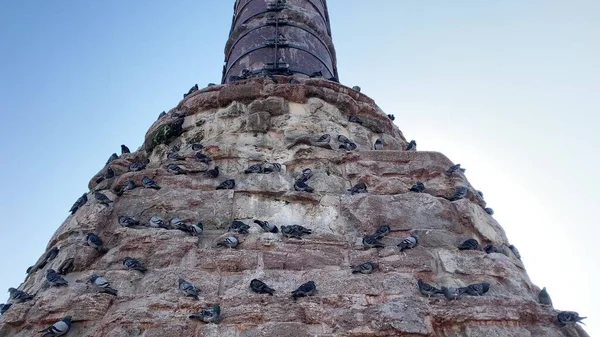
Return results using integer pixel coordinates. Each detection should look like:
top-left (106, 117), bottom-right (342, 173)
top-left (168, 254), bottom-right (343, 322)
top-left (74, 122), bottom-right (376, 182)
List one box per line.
top-left (339, 142), bottom-right (357, 150)
top-left (406, 140), bottom-right (417, 151)
top-left (484, 244), bottom-right (504, 255)
top-left (170, 217), bottom-right (188, 231)
top-left (106, 153), bottom-right (118, 165)
top-left (69, 193), bottom-right (88, 215)
top-left (207, 83), bottom-right (216, 87)
top-left (121, 144), bottom-right (130, 154)
top-left (458, 239), bottom-right (480, 251)
top-left (294, 179), bottom-right (314, 193)
top-left (38, 315), bottom-right (72, 337)
top-left (149, 216), bottom-right (169, 229)
top-left (46, 269), bottom-right (68, 287)
top-left (373, 224), bottom-right (391, 238)
top-left (229, 220), bottom-right (250, 234)
top-left (167, 163), bottom-right (187, 175)
top-left (374, 138), bottom-right (383, 150)
top-left (348, 182), bottom-right (367, 195)
top-left (89, 274), bottom-right (118, 296)
top-left (205, 166), bottom-right (219, 178)
top-left (85, 233), bottom-right (107, 254)
top-left (42, 247), bottom-right (60, 265)
top-left (96, 166), bottom-right (115, 183)
top-left (508, 244), bottom-right (521, 260)
top-left (398, 234), bottom-right (419, 252)
top-left (57, 258), bottom-right (75, 275)
top-left (189, 222), bottom-right (203, 236)
top-left (418, 279), bottom-right (442, 297)
top-left (244, 164), bottom-right (263, 174)
top-left (191, 143), bottom-right (203, 151)
top-left (118, 215), bottom-right (140, 227)
top-left (449, 186), bottom-right (468, 201)
top-left (0, 303), bottom-right (11, 315)
top-left (557, 311), bottom-right (586, 326)
top-left (352, 85), bottom-right (361, 92)
top-left (462, 283), bottom-right (490, 296)
top-left (291, 281), bottom-right (316, 300)
top-left (8, 287), bottom-right (34, 303)
top-left (477, 190), bottom-right (484, 198)
top-left (441, 286), bottom-right (464, 300)
top-left (409, 182), bottom-right (425, 193)
top-left (216, 179), bottom-right (235, 190)
top-left (158, 111), bottom-right (166, 119)
top-left (262, 162), bottom-right (282, 173)
top-left (167, 151), bottom-right (185, 161)
top-left (117, 179), bottom-right (137, 195)
top-left (387, 114), bottom-right (395, 121)
top-left (300, 168), bottom-right (312, 181)
top-left (538, 287), bottom-right (552, 306)
top-left (316, 134), bottom-right (331, 143)
top-left (94, 192), bottom-right (112, 206)
top-left (337, 135), bottom-right (351, 143)
top-left (26, 266), bottom-right (33, 274)
top-left (362, 234), bottom-right (385, 249)
top-left (250, 279), bottom-right (275, 295)
top-left (178, 278), bottom-right (199, 299)
top-left (195, 152), bottom-right (212, 164)
top-left (123, 257), bottom-right (147, 273)
top-left (446, 164), bottom-right (466, 175)
top-left (254, 219), bottom-right (278, 233)
top-left (128, 162), bottom-right (146, 172)
top-left (485, 207), bottom-right (494, 215)
top-left (351, 262), bottom-right (377, 274)
top-left (189, 304), bottom-right (220, 323)
top-left (348, 115), bottom-right (363, 124)
top-left (281, 225), bottom-right (312, 239)
top-left (217, 236), bottom-right (239, 248)
top-left (184, 84), bottom-right (199, 98)
top-left (142, 176), bottom-right (161, 189)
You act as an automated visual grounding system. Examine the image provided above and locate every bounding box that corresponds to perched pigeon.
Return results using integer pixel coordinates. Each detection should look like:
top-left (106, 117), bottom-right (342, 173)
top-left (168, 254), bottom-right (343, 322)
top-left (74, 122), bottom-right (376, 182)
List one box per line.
top-left (158, 111), bottom-right (166, 119)
top-left (207, 83), bottom-right (216, 87)
top-left (557, 311), bottom-right (586, 326)
top-left (205, 166), bottom-right (219, 178)
top-left (262, 162), bottom-right (282, 173)
top-left (128, 162), bottom-right (146, 172)
top-left (149, 216), bottom-right (169, 229)
top-left (26, 266), bottom-right (33, 274)
top-left (96, 166), bottom-right (115, 183)
top-left (348, 182), bottom-right (367, 195)
top-left (309, 71), bottom-right (323, 78)
top-left (485, 208), bottom-right (494, 215)
top-left (254, 220), bottom-right (278, 233)
top-left (217, 236), bottom-right (239, 248)
top-left (477, 190), bottom-right (484, 198)
top-left (94, 192), bottom-right (112, 206)
top-left (352, 85), bottom-right (361, 92)
top-left (300, 168), bottom-right (312, 181)
top-left (170, 217), bottom-right (188, 231)
top-left (167, 151), bottom-right (185, 161)
top-left (398, 234), bottom-right (419, 252)
top-left (43, 247), bottom-right (60, 265)
top-left (121, 144), bottom-right (130, 154)
top-left (229, 220), bottom-right (250, 234)
top-left (458, 239), bottom-right (480, 251)
top-left (362, 235), bottom-right (385, 249)
top-left (89, 274), bottom-right (118, 296)
top-left (167, 163), bottom-right (187, 175)
top-left (538, 287), bottom-right (553, 306)
top-left (191, 143), bottom-right (204, 151)
top-left (178, 278), bottom-right (199, 299)
top-left (189, 222), bottom-right (204, 236)
top-left (214, 178), bottom-right (236, 190)
top-left (184, 84), bottom-right (199, 98)
top-left (46, 269), bottom-right (68, 287)
top-left (406, 140), bottom-right (417, 151)
top-left (348, 115), bottom-right (363, 124)
top-left (373, 224), bottom-right (390, 238)
top-left (441, 286), bottom-right (464, 301)
top-left (294, 179), bottom-right (314, 193)
top-left (189, 304), bottom-right (220, 323)
top-left (117, 179), bottom-right (137, 195)
top-left (281, 225), bottom-right (312, 239)
top-left (142, 176), bottom-right (161, 189)
top-left (69, 193), bottom-right (88, 215)
top-left (118, 215), bottom-right (140, 227)
top-left (409, 182), bottom-right (425, 193)
top-left (374, 139), bottom-right (383, 150)
top-left (38, 315), bottom-right (72, 337)
top-left (387, 114), bottom-right (395, 121)
top-left (106, 153), bottom-right (118, 165)
top-left (339, 142), bottom-right (357, 151)
top-left (337, 135), bottom-right (351, 143)
top-left (449, 187), bottom-right (468, 201)
top-left (250, 279), bottom-right (275, 295)
top-left (0, 303), bottom-right (11, 315)
top-left (57, 258), bottom-right (75, 275)
top-left (316, 134), bottom-right (331, 143)
top-left (291, 281), bottom-right (316, 300)
top-left (446, 164), bottom-right (465, 175)
top-left (462, 283), bottom-right (490, 296)
top-left (508, 244), bottom-right (521, 260)
top-left (244, 164), bottom-right (263, 174)
top-left (351, 262), bottom-right (377, 274)
top-left (195, 152), bottom-right (212, 164)
top-left (484, 244), bottom-right (504, 255)
top-left (8, 288), bottom-right (34, 303)
top-left (418, 279), bottom-right (442, 297)
top-left (123, 257), bottom-right (147, 273)
top-left (85, 233), bottom-right (107, 254)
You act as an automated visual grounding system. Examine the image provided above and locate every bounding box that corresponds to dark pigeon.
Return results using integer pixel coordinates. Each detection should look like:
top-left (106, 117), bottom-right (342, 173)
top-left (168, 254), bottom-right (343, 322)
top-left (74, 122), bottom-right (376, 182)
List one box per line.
top-left (373, 224), bottom-right (391, 238)
top-left (281, 225), bottom-right (312, 239)
top-left (352, 85), bottom-right (361, 92)
top-left (461, 283), bottom-right (490, 296)
top-left (191, 143), bottom-right (204, 151)
top-left (409, 182), bottom-right (425, 193)
top-left (387, 114), bottom-right (395, 121)
top-left (337, 135), bottom-right (351, 143)
top-left (557, 311), bottom-right (586, 326)
top-left (123, 257), bottom-right (147, 273)
top-left (167, 163), bottom-right (187, 175)
top-left (229, 220), bottom-right (250, 234)
top-left (348, 182), bottom-right (367, 195)
top-left (121, 144), bottom-right (130, 154)
top-left (189, 304), bottom-right (220, 323)
top-left (418, 279), bottom-right (442, 297)
top-left (46, 269), bottom-right (68, 287)
top-left (449, 186), bottom-right (468, 201)
top-left (291, 281), bottom-right (316, 300)
top-left (374, 138), bottom-right (383, 150)
top-left (339, 142), bottom-right (357, 151)
top-left (57, 258), bottom-right (75, 275)
top-left (244, 164), bottom-right (263, 174)
top-left (142, 176), bottom-right (161, 189)
top-left (250, 279), bottom-right (275, 295)
top-left (195, 152), bottom-right (212, 164)
top-left (406, 140), bottom-right (417, 151)
top-left (106, 153), bottom-right (118, 165)
top-left (362, 235), bottom-right (385, 249)
top-left (0, 303), bottom-right (11, 315)
top-left (86, 233), bottom-right (107, 254)
top-left (351, 262), bottom-right (377, 274)
top-left (294, 179), bottom-right (314, 193)
top-left (254, 219), bottom-right (278, 233)
top-left (118, 215), bottom-right (140, 227)
top-left (205, 166), bottom-right (219, 178)
top-left (94, 192), bottom-right (112, 206)
top-left (262, 162), bottom-right (282, 173)
top-left (538, 287), bottom-right (553, 306)
top-left (508, 244), bottom-right (521, 260)
top-left (184, 84), bottom-right (199, 98)
top-left (446, 164), bottom-right (466, 175)
top-left (316, 134), bottom-right (331, 143)
top-left (441, 286), bottom-right (464, 301)
top-left (458, 239), bottom-right (480, 251)
top-left (69, 193), bottom-right (88, 215)
top-left (129, 162), bottom-right (146, 172)
top-left (8, 288), bottom-right (34, 303)
top-left (485, 207), bottom-right (494, 215)
top-left (117, 179), bottom-right (137, 195)
top-left (216, 179), bottom-right (235, 190)
top-left (348, 115), bottom-right (363, 124)
top-left (167, 151), bottom-right (185, 161)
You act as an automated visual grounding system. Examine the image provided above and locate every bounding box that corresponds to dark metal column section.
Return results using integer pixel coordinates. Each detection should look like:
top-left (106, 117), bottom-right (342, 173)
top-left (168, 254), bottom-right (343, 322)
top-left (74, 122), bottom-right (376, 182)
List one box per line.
top-left (222, 0), bottom-right (339, 84)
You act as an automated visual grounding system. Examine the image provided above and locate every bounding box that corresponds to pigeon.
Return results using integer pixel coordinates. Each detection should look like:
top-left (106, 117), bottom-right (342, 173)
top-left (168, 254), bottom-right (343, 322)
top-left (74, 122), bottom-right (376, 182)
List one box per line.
top-left (178, 278), bottom-right (199, 299)
top-left (458, 239), bottom-right (480, 251)
top-left (351, 262), bottom-right (377, 274)
top-left (106, 153), bottom-right (118, 165)
top-left (158, 111), bottom-right (166, 119)
top-left (348, 182), bottom-right (367, 195)
top-left (229, 220), bottom-right (250, 234)
top-left (167, 151), bottom-right (185, 161)
top-left (142, 176), bottom-right (161, 189)
top-left (96, 166), bottom-right (115, 183)
top-left (348, 115), bottom-right (363, 124)
top-left (250, 279), bottom-right (275, 295)
top-left (339, 142), bottom-right (357, 151)
top-left (405, 140), bottom-right (417, 151)
top-left (189, 222), bottom-right (204, 236)
top-left (195, 152), bottom-right (212, 164)
top-left (352, 85), bottom-right (361, 92)
top-left (281, 225), bottom-right (312, 239)
top-left (170, 217), bottom-right (188, 231)
top-left (362, 234), bottom-right (385, 249)
top-left (205, 166), bottom-right (219, 178)
top-left (167, 163), bottom-right (187, 175)
top-left (309, 71), bottom-right (323, 78)
top-left (485, 208), bottom-right (494, 215)
top-left (449, 186), bottom-right (468, 201)
top-left (184, 84), bottom-right (199, 98)
top-left (374, 139), bottom-right (383, 150)
top-left (294, 179), bottom-right (314, 193)
top-left (446, 164), bottom-right (465, 175)
top-left (462, 283), bottom-right (490, 296)
top-left (387, 114), bottom-right (395, 121)
top-left (262, 162), bottom-right (282, 173)
top-left (129, 162), bottom-right (147, 172)
top-left (85, 233), bottom-right (107, 254)
top-left (398, 234), bottom-right (419, 252)
top-left (291, 281), bottom-right (316, 300)
top-left (244, 164), bottom-right (263, 174)
top-left (89, 274), bottom-right (117, 296)
top-left (300, 168), bottom-right (313, 181)
top-left (38, 315), bottom-right (72, 337)
top-left (409, 182), bottom-right (425, 193)
top-left (26, 266), bottom-right (33, 274)
top-left (189, 304), bottom-right (220, 323)
top-left (123, 257), bottom-right (147, 273)
top-left (8, 288), bottom-right (34, 303)
top-left (46, 269), bottom-right (68, 287)
top-left (191, 143), bottom-right (204, 151)
top-left (57, 258), bottom-right (75, 275)
top-left (254, 219), bottom-right (278, 233)
top-left (207, 83), bottom-right (216, 87)
top-left (117, 179), bottom-right (137, 195)
top-left (149, 216), bottom-right (169, 229)
top-left (217, 236), bottom-right (239, 248)
top-left (441, 286), bottom-right (464, 301)
top-left (94, 192), bottom-right (112, 206)
top-left (477, 190), bottom-right (484, 198)
top-left (0, 303), bottom-right (11, 315)
top-left (118, 215), bottom-right (140, 227)
top-left (508, 244), bottom-right (521, 260)
top-left (69, 193), bottom-right (88, 215)
top-left (216, 179), bottom-right (235, 190)
top-left (121, 144), bottom-right (130, 154)
top-left (43, 247), bottom-right (60, 264)
top-left (337, 135), bottom-right (351, 143)
top-left (484, 244), bottom-right (503, 255)
top-left (538, 287), bottom-right (553, 306)
top-left (557, 311), bottom-right (586, 326)
top-left (373, 224), bottom-right (391, 238)
top-left (418, 279), bottom-right (442, 297)
top-left (316, 134), bottom-right (331, 143)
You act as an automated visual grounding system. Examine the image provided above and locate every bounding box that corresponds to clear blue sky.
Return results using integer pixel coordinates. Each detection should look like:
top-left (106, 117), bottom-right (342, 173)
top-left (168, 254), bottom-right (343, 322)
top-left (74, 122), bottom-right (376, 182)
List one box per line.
top-left (1, 1), bottom-right (597, 334)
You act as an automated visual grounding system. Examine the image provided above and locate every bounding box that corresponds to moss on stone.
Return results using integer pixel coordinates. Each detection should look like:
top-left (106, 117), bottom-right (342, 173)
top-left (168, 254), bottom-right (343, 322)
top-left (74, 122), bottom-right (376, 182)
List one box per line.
top-left (144, 118), bottom-right (184, 153)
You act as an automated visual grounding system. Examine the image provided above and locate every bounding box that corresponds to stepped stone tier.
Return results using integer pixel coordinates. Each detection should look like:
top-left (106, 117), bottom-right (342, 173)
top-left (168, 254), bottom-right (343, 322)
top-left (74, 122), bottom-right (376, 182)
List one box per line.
top-left (0, 77), bottom-right (589, 336)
